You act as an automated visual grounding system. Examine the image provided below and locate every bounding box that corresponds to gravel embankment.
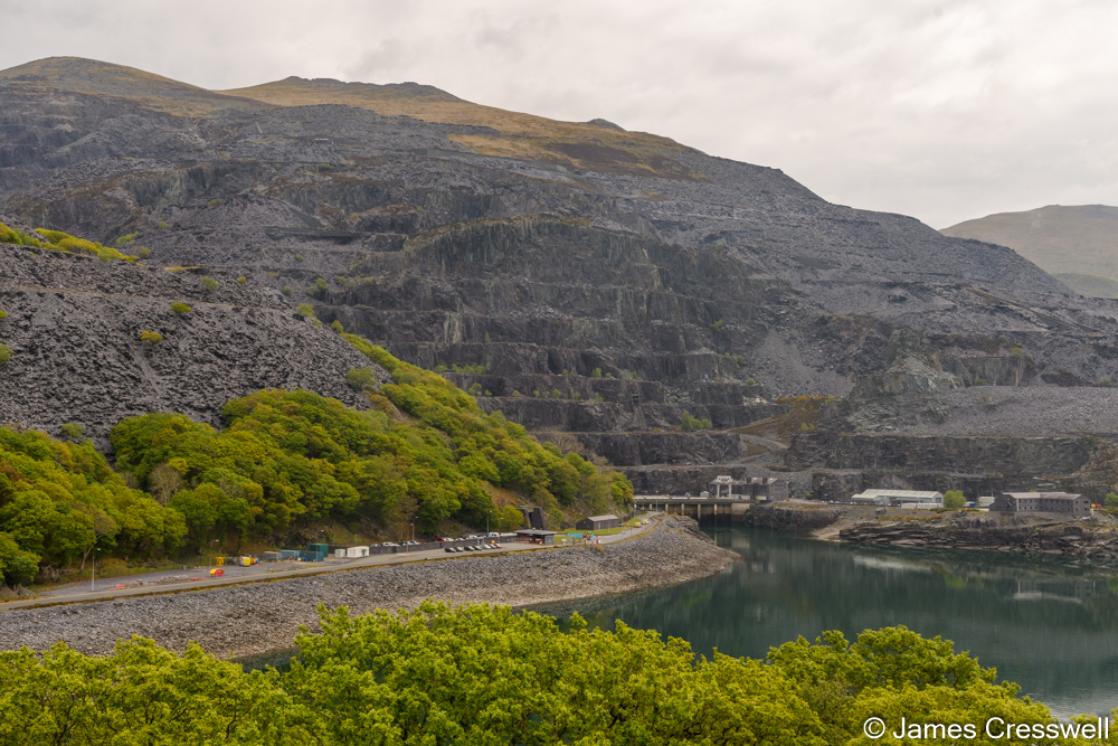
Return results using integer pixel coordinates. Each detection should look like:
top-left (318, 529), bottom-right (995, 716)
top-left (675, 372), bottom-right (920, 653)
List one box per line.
top-left (0, 517), bottom-right (737, 659)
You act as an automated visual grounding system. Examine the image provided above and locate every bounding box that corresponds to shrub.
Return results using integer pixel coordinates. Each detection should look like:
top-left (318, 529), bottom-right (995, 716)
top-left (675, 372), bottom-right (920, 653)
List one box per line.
top-left (345, 367), bottom-right (378, 391)
top-left (200, 277), bottom-right (219, 292)
top-left (680, 411), bottom-right (712, 431)
top-left (330, 319), bottom-right (344, 333)
top-left (296, 303), bottom-right (317, 321)
top-left (113, 232), bottom-right (138, 247)
top-left (136, 246), bottom-right (152, 259)
top-left (1104, 492), bottom-right (1118, 510)
top-left (236, 275), bottom-right (248, 285)
top-left (138, 330), bottom-right (164, 344)
top-left (6, 227), bottom-right (140, 262)
top-left (169, 301), bottom-right (193, 315)
top-left (710, 318), bottom-right (726, 332)
top-left (0, 222), bottom-right (47, 248)
top-left (0, 310), bottom-right (7, 320)
top-left (0, 344), bottom-right (10, 366)
top-left (309, 276), bottom-right (329, 298)
top-left (450, 363), bottom-right (487, 375)
top-left (59, 423), bottom-right (85, 441)
top-left (943, 490), bottom-right (966, 509)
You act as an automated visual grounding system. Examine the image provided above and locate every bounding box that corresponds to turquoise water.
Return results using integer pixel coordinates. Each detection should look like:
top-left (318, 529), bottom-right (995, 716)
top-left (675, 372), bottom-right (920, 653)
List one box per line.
top-left (558, 525), bottom-right (1118, 718)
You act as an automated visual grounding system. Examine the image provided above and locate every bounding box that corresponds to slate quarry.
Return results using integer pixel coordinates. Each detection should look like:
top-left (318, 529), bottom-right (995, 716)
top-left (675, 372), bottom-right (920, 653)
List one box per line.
top-left (5, 57), bottom-right (1118, 494)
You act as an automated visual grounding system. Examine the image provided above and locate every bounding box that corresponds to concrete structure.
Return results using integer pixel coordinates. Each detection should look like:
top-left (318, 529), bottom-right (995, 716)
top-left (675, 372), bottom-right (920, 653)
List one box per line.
top-left (516, 529), bottom-right (557, 545)
top-left (577, 514), bottom-right (622, 531)
top-left (976, 496), bottom-right (996, 509)
top-left (850, 489), bottom-right (944, 508)
top-left (345, 546), bottom-right (370, 559)
top-left (634, 495), bottom-right (747, 519)
top-left (519, 505), bottom-right (546, 530)
top-left (991, 492), bottom-right (1090, 517)
top-left (707, 475), bottom-right (789, 502)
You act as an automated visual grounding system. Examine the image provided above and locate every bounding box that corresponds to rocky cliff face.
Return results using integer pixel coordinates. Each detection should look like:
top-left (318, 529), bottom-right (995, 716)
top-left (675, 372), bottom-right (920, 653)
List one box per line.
top-left (4, 57), bottom-right (1118, 493)
top-left (0, 238), bottom-right (383, 440)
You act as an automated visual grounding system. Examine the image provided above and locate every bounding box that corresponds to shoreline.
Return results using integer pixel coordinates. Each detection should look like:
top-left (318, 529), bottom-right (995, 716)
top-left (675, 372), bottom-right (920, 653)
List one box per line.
top-left (0, 516), bottom-right (738, 660)
top-left (744, 501), bottom-right (1118, 568)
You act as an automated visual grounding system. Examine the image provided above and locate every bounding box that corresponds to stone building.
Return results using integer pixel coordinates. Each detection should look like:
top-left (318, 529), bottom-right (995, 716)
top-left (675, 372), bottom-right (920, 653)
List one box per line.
top-left (991, 492), bottom-right (1090, 517)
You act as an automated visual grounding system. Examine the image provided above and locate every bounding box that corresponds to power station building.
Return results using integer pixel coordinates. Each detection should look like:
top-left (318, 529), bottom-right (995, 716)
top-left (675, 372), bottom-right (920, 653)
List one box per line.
top-left (991, 492), bottom-right (1090, 517)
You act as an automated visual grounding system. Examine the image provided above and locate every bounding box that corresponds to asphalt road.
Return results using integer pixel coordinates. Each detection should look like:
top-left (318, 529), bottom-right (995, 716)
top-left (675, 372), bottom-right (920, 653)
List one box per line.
top-left (1, 519), bottom-right (656, 612)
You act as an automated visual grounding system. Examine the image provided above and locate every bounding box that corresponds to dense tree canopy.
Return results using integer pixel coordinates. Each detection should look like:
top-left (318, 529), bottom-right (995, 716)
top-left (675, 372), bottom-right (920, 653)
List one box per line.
top-left (0, 429), bottom-right (184, 586)
top-left (0, 605), bottom-right (1106, 745)
top-left (0, 332), bottom-right (631, 584)
top-left (345, 336), bottom-right (632, 513)
top-left (110, 377), bottom-right (629, 552)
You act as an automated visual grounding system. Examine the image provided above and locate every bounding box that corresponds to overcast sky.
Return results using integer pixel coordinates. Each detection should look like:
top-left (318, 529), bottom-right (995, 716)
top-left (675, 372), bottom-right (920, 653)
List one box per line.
top-left (2, 0), bottom-right (1115, 227)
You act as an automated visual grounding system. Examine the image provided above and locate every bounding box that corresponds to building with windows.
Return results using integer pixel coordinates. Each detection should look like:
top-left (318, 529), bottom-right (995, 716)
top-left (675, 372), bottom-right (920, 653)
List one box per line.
top-left (991, 492), bottom-right (1090, 517)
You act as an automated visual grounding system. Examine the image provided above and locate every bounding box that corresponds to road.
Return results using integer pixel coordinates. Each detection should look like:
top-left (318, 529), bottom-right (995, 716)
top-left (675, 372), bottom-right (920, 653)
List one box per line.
top-left (1, 517), bottom-right (658, 612)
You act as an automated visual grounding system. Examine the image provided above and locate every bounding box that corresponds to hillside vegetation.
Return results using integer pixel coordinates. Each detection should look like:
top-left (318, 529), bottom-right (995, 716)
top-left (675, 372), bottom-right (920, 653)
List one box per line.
top-left (0, 336), bottom-right (631, 586)
top-left (0, 603), bottom-right (1099, 745)
top-left (0, 222), bottom-right (139, 262)
top-left (0, 429), bottom-right (184, 586)
top-left (221, 76), bottom-right (695, 176)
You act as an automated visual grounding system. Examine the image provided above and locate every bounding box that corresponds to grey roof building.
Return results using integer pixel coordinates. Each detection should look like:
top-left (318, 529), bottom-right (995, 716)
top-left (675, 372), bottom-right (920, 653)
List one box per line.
top-left (991, 492), bottom-right (1090, 517)
top-left (851, 489), bottom-right (944, 507)
top-left (576, 514), bottom-right (621, 531)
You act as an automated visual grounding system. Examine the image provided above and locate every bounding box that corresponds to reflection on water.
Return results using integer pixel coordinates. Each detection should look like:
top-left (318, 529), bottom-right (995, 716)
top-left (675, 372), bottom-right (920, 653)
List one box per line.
top-left (554, 526), bottom-right (1118, 717)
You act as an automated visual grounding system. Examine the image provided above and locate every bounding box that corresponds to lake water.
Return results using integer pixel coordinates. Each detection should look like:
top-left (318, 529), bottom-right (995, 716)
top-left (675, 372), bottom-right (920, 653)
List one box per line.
top-left (558, 525), bottom-right (1118, 718)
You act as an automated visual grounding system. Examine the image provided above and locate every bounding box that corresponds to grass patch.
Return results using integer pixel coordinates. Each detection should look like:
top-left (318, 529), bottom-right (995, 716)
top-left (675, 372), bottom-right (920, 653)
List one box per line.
top-left (0, 223), bottom-right (139, 262)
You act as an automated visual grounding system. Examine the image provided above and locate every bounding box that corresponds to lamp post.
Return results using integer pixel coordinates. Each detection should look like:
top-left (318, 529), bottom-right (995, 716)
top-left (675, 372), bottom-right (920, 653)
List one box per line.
top-left (90, 547), bottom-right (97, 592)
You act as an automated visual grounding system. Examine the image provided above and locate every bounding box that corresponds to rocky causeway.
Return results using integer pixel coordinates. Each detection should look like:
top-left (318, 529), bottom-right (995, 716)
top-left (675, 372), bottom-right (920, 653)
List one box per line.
top-left (745, 501), bottom-right (1118, 567)
top-left (0, 516), bottom-right (737, 659)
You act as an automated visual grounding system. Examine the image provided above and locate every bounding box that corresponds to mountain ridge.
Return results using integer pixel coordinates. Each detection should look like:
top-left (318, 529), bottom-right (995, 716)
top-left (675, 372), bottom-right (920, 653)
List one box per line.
top-left (943, 204), bottom-right (1118, 297)
top-left (5, 55), bottom-right (1118, 498)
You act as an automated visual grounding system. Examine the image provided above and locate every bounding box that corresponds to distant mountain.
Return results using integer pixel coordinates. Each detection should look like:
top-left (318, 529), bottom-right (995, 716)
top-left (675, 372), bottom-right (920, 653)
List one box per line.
top-left (943, 205), bottom-right (1118, 297)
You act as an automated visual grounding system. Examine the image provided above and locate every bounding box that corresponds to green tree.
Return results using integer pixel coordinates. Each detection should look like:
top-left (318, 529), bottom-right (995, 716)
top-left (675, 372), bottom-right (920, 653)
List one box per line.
top-left (0, 428), bottom-right (183, 585)
top-left (943, 490), bottom-right (966, 510)
top-left (0, 607), bottom-right (1105, 744)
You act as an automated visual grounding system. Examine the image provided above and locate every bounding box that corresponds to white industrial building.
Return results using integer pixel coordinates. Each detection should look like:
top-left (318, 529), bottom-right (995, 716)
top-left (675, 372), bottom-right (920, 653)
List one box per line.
top-left (334, 545), bottom-right (371, 559)
top-left (850, 489), bottom-right (944, 508)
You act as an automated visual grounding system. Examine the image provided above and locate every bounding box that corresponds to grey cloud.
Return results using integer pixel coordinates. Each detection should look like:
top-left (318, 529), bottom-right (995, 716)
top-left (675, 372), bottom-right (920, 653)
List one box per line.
top-left (0, 0), bottom-right (1115, 227)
